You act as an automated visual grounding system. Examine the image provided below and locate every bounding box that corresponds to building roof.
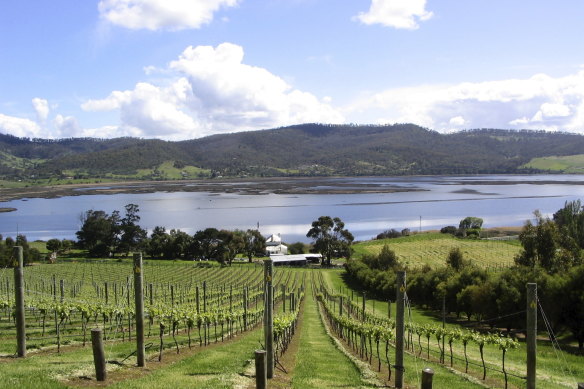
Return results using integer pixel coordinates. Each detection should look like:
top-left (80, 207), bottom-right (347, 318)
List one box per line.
top-left (269, 253), bottom-right (322, 263)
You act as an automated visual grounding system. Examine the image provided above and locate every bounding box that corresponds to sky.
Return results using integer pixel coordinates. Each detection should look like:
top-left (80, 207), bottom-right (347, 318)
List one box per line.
top-left (1, 0), bottom-right (584, 141)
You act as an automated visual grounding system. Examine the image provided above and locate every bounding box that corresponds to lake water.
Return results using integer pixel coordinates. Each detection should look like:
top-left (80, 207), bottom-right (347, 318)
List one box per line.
top-left (2, 175), bottom-right (584, 243)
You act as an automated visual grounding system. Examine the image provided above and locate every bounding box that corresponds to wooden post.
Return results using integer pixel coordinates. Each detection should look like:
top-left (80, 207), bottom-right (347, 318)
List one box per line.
top-left (133, 253), bottom-right (145, 367)
top-left (527, 283), bottom-right (537, 389)
top-left (127, 278), bottom-right (132, 341)
top-left (255, 349), bottom-right (267, 389)
top-left (149, 283), bottom-right (153, 306)
top-left (388, 299), bottom-right (391, 318)
top-left (105, 282), bottom-right (108, 304)
top-left (421, 368), bottom-right (434, 389)
top-left (395, 271), bottom-right (406, 388)
top-left (577, 383), bottom-right (584, 389)
top-left (264, 259), bottom-right (274, 378)
top-left (339, 296), bottom-right (343, 316)
top-left (203, 281), bottom-right (207, 313)
top-left (441, 294), bottom-right (446, 363)
top-left (13, 246), bottom-right (26, 358)
top-left (60, 279), bottom-right (65, 303)
top-left (282, 284), bottom-right (286, 312)
top-left (243, 287), bottom-right (248, 330)
top-left (362, 292), bottom-right (366, 321)
top-left (91, 328), bottom-right (107, 381)
top-left (196, 285), bottom-right (200, 314)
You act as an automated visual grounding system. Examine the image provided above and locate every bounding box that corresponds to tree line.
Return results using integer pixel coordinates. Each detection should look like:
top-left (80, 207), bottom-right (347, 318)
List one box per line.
top-left (75, 204), bottom-right (267, 265)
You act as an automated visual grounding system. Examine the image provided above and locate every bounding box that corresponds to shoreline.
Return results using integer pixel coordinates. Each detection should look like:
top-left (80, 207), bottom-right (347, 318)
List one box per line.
top-left (1, 175), bottom-right (583, 203)
top-left (0, 177), bottom-right (426, 202)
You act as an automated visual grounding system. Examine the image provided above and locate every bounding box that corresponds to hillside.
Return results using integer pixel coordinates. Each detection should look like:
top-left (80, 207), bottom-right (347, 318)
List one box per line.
top-left (2, 124), bottom-right (584, 181)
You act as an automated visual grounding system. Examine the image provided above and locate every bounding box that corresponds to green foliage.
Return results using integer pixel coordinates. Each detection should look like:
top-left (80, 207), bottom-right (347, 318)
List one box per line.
top-left (516, 208), bottom-right (582, 272)
top-left (446, 247), bottom-right (467, 271)
top-left (306, 216), bottom-right (354, 266)
top-left (242, 229), bottom-right (266, 262)
top-left (459, 217), bottom-right (483, 230)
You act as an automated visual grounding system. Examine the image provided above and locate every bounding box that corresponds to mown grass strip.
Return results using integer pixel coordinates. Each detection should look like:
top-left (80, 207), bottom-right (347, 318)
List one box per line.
top-left (291, 282), bottom-right (378, 389)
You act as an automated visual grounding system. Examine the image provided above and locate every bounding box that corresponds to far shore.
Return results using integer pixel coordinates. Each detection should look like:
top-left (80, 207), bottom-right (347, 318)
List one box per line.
top-left (1, 175), bottom-right (583, 203)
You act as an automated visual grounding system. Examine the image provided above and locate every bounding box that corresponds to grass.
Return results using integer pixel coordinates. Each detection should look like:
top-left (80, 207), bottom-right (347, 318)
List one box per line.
top-left (321, 269), bottom-right (584, 389)
top-left (522, 154), bottom-right (584, 173)
top-left (352, 232), bottom-right (521, 269)
top-left (291, 282), bottom-right (378, 388)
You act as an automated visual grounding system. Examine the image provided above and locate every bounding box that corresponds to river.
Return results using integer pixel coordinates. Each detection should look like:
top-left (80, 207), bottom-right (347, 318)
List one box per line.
top-left (2, 175), bottom-right (584, 243)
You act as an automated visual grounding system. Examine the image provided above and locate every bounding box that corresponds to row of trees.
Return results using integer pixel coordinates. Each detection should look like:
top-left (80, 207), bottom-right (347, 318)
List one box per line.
top-left (75, 204), bottom-right (268, 264)
top-left (0, 235), bottom-right (42, 267)
top-left (515, 201), bottom-right (584, 272)
top-left (346, 246), bottom-right (584, 350)
top-left (75, 206), bottom-right (356, 265)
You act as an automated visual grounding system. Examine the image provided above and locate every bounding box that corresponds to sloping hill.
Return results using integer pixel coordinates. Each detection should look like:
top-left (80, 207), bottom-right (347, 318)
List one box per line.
top-left (2, 124), bottom-right (584, 180)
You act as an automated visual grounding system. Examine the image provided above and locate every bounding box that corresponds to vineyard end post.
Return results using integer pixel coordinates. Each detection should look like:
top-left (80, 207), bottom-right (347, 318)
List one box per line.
top-left (133, 253), bottom-right (145, 367)
top-left (91, 328), bottom-right (107, 381)
top-left (421, 367), bottom-right (434, 389)
top-left (13, 246), bottom-right (26, 358)
top-left (527, 283), bottom-right (537, 389)
top-left (263, 259), bottom-right (274, 379)
top-left (395, 270), bottom-right (406, 388)
top-left (255, 349), bottom-right (267, 389)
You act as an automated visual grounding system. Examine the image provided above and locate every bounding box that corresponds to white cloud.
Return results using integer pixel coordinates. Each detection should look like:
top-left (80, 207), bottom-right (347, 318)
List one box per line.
top-left (83, 42), bottom-right (343, 140)
top-left (0, 113), bottom-right (42, 138)
top-left (98, 0), bottom-right (239, 31)
top-left (346, 70), bottom-right (584, 133)
top-left (32, 98), bottom-right (49, 123)
top-left (356, 0), bottom-right (433, 30)
top-left (449, 116), bottom-right (466, 126)
top-left (53, 115), bottom-right (81, 137)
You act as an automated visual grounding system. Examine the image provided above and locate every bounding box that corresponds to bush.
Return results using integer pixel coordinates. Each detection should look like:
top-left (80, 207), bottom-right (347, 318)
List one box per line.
top-left (440, 226), bottom-right (457, 235)
top-left (376, 229), bottom-right (401, 240)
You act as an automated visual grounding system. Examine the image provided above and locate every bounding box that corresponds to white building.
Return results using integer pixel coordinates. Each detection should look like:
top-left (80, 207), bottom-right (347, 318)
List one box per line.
top-left (265, 233), bottom-right (288, 255)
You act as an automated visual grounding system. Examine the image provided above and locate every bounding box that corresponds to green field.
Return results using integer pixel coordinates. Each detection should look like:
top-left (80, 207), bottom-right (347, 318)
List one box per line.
top-left (352, 232), bottom-right (521, 269)
top-left (522, 154), bottom-right (584, 173)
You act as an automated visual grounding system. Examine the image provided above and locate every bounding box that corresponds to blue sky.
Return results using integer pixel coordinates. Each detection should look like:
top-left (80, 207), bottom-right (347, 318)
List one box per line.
top-left (1, 0), bottom-right (583, 140)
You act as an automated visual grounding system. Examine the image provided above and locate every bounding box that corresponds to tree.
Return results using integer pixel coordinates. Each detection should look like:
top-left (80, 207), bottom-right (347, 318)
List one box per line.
top-left (306, 216), bottom-right (354, 266)
top-left (220, 229), bottom-right (245, 266)
top-left (76, 210), bottom-right (117, 257)
top-left (117, 204), bottom-right (147, 256)
top-left (446, 247), bottom-right (467, 271)
top-left (192, 228), bottom-right (222, 261)
top-left (559, 265), bottom-right (584, 350)
top-left (243, 229), bottom-right (266, 262)
top-left (145, 226), bottom-right (169, 259)
top-left (515, 210), bottom-right (564, 272)
top-left (46, 239), bottom-right (62, 262)
top-left (459, 217), bottom-right (483, 230)
top-left (287, 242), bottom-right (306, 255)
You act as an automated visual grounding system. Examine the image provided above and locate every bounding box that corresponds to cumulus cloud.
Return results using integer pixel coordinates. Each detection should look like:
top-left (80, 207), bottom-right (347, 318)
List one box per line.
top-left (346, 70), bottom-right (584, 133)
top-left (98, 0), bottom-right (238, 31)
top-left (53, 114), bottom-right (81, 137)
top-left (0, 113), bottom-right (42, 138)
top-left (82, 42), bottom-right (344, 140)
top-left (356, 0), bottom-right (433, 30)
top-left (32, 98), bottom-right (49, 123)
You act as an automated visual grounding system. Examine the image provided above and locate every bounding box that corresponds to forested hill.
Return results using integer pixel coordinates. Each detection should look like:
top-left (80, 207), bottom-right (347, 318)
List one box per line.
top-left (2, 124), bottom-right (584, 180)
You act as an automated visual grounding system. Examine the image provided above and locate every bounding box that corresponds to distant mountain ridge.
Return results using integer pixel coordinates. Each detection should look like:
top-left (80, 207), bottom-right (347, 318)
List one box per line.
top-left (2, 123), bottom-right (584, 180)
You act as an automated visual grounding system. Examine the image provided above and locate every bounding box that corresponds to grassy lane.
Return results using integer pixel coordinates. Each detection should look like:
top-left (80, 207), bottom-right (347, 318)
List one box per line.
top-left (291, 282), bottom-right (378, 389)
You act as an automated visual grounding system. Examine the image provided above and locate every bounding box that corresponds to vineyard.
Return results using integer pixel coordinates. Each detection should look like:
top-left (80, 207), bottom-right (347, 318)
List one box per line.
top-left (0, 256), bottom-right (582, 388)
top-left (352, 233), bottom-right (522, 269)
